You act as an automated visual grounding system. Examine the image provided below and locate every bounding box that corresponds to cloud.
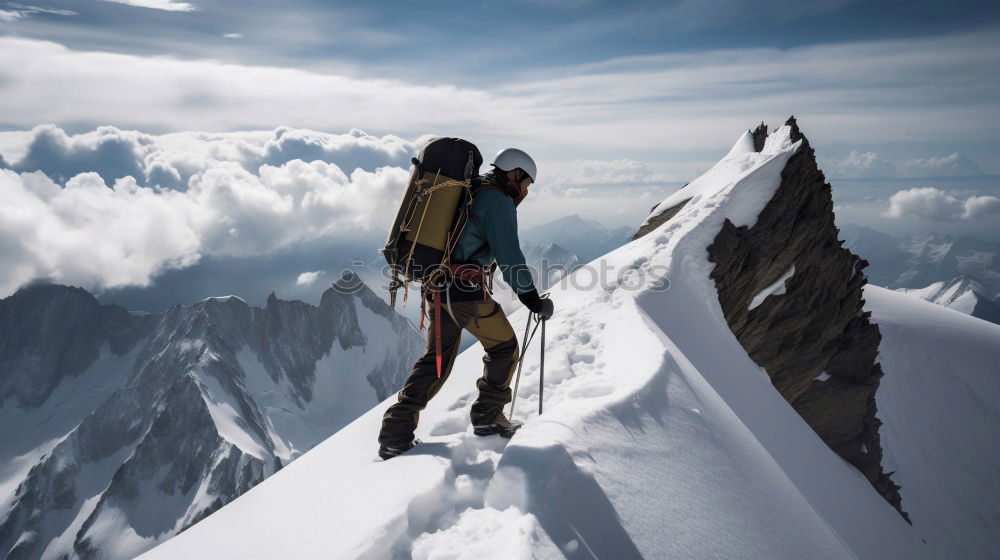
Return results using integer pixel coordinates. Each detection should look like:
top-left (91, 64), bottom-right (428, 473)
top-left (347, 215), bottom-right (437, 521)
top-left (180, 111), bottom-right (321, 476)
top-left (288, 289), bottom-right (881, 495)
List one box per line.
top-left (101, 0), bottom-right (196, 12)
top-left (295, 270), bottom-right (323, 286)
top-left (899, 153), bottom-right (984, 177)
top-left (557, 159), bottom-right (677, 185)
top-left (8, 125), bottom-right (151, 186)
top-left (0, 161), bottom-right (408, 297)
top-left (883, 187), bottom-right (1000, 221)
top-left (0, 37), bottom-right (496, 145)
top-left (962, 195), bottom-right (1000, 220)
top-left (0, 3), bottom-right (75, 21)
top-left (821, 151), bottom-right (985, 179)
top-left (1, 28), bottom-right (998, 156)
top-left (820, 151), bottom-right (897, 178)
top-left (1, 124), bottom-right (425, 189)
top-left (223, 33), bottom-right (243, 39)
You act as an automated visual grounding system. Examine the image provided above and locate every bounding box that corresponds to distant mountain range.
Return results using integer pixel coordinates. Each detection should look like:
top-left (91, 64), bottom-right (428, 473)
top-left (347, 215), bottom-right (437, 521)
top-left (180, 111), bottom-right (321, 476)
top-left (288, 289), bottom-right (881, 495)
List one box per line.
top-left (839, 224), bottom-right (1000, 324)
top-left (0, 277), bottom-right (423, 560)
top-left (521, 214), bottom-right (633, 264)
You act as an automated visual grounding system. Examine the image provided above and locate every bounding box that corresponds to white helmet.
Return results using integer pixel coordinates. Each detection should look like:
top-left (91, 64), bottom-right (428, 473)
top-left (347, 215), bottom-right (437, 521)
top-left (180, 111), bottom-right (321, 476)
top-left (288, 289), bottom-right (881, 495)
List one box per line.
top-left (492, 148), bottom-right (537, 182)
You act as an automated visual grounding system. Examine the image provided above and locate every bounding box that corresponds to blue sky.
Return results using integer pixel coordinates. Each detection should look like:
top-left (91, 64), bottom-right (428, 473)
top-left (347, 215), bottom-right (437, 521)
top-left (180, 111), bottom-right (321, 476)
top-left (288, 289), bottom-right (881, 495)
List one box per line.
top-left (0, 0), bottom-right (998, 305)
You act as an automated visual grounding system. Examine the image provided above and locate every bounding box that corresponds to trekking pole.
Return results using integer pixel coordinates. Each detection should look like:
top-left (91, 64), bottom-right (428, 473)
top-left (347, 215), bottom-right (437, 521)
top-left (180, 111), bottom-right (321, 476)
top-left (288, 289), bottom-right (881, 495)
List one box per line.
top-left (507, 312), bottom-right (537, 421)
top-left (538, 316), bottom-right (546, 415)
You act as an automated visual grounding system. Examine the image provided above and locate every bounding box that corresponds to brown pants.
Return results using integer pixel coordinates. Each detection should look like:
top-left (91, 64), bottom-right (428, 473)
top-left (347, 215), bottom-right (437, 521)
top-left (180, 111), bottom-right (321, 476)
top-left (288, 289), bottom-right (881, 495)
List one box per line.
top-left (378, 295), bottom-right (519, 448)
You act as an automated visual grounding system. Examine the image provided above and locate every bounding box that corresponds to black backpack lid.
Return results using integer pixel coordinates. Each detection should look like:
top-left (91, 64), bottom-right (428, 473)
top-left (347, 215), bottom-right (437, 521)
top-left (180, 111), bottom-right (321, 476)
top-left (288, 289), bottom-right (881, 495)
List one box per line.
top-left (414, 138), bottom-right (483, 180)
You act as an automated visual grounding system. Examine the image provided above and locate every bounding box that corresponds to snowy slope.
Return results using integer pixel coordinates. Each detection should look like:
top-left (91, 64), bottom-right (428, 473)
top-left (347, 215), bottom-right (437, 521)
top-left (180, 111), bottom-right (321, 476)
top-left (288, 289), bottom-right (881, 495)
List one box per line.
top-left (866, 285), bottom-right (1000, 559)
top-left (142, 124), bottom-right (937, 559)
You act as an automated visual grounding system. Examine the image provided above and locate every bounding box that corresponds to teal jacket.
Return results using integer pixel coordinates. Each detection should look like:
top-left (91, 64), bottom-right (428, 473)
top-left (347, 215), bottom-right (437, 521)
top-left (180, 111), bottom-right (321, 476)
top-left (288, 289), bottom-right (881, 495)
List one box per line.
top-left (452, 188), bottom-right (536, 295)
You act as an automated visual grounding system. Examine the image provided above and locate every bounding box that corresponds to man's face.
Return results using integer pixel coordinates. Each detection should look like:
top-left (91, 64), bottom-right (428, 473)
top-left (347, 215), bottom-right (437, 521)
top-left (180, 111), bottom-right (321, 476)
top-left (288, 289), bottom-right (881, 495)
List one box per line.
top-left (506, 168), bottom-right (533, 199)
top-left (519, 175), bottom-right (533, 194)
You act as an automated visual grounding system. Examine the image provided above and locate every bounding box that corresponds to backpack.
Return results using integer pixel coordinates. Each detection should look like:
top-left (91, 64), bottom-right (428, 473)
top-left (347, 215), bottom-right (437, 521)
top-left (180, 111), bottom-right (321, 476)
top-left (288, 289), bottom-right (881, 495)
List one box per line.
top-left (382, 138), bottom-right (484, 308)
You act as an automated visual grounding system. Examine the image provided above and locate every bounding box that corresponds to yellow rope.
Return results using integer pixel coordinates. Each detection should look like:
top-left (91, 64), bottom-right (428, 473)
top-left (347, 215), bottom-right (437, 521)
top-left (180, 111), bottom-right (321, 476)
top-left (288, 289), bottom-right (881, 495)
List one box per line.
top-left (416, 178), bottom-right (469, 196)
top-left (397, 169), bottom-right (473, 306)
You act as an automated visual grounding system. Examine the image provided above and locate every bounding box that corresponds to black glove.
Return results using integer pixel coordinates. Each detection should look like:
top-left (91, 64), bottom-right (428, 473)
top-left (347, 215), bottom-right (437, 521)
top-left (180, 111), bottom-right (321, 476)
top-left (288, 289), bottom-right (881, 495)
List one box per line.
top-left (537, 298), bottom-right (554, 320)
top-left (517, 289), bottom-right (554, 319)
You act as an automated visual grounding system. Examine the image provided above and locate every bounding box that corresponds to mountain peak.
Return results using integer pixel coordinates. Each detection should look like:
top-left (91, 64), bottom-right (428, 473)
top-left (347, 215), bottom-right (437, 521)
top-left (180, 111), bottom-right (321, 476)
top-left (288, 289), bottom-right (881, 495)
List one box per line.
top-left (705, 118), bottom-right (906, 518)
top-left (196, 294), bottom-right (247, 306)
top-left (324, 270), bottom-right (366, 299)
top-left (9, 281), bottom-right (99, 307)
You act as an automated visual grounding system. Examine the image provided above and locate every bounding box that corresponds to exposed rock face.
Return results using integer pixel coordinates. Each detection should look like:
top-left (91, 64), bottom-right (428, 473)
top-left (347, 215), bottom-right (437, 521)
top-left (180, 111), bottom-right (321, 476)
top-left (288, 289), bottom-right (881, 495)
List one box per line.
top-left (0, 284), bottom-right (151, 407)
top-left (637, 117), bottom-right (907, 520)
top-left (0, 281), bottom-right (423, 560)
top-left (631, 198), bottom-right (689, 241)
top-left (708, 118), bottom-right (906, 519)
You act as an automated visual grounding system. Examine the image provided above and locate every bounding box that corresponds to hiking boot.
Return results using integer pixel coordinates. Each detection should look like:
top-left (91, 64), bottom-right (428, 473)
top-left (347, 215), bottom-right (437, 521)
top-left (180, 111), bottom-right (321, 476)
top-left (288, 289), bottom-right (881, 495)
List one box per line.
top-left (473, 412), bottom-right (522, 438)
top-left (378, 439), bottom-right (419, 460)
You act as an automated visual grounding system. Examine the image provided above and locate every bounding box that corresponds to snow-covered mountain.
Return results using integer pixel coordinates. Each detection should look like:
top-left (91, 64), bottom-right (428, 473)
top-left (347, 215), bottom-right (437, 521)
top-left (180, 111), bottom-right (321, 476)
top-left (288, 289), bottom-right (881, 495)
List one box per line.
top-left (522, 243), bottom-right (583, 290)
top-left (836, 224), bottom-right (912, 287)
top-left (0, 276), bottom-right (423, 560)
top-left (898, 232), bottom-right (1000, 295)
top-left (897, 276), bottom-right (1000, 324)
top-left (521, 215), bottom-right (632, 263)
top-left (140, 118), bottom-right (998, 559)
top-left (671, 120), bottom-right (903, 512)
top-left (838, 225), bottom-right (1000, 324)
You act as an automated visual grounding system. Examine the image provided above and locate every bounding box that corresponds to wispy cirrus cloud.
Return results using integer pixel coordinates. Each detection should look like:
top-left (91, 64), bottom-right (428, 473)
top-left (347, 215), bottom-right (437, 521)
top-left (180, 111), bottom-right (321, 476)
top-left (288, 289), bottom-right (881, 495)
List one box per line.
top-left (821, 151), bottom-right (985, 179)
top-left (101, 0), bottom-right (197, 12)
top-left (0, 2), bottom-right (75, 22)
top-left (1, 28), bottom-right (998, 160)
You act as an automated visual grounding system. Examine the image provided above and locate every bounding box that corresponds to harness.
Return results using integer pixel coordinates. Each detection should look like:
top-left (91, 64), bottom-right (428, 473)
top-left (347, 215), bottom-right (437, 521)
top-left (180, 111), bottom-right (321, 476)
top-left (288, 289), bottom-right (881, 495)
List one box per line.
top-left (418, 179), bottom-right (509, 379)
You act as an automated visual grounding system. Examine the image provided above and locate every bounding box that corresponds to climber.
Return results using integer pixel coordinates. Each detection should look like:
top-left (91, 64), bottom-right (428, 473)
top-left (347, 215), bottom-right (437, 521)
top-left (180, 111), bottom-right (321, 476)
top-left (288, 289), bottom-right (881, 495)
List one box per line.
top-left (377, 148), bottom-right (554, 460)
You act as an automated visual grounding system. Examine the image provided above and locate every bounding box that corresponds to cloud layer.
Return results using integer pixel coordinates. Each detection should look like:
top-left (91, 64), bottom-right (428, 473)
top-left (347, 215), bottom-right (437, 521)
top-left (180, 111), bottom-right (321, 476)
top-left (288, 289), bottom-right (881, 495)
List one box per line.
top-left (2, 124), bottom-right (425, 189)
top-left (0, 123), bottom-right (681, 297)
top-left (0, 128), bottom-right (411, 297)
top-left (822, 151), bottom-right (985, 179)
top-left (1, 28), bottom-right (998, 159)
top-left (883, 187), bottom-right (1000, 221)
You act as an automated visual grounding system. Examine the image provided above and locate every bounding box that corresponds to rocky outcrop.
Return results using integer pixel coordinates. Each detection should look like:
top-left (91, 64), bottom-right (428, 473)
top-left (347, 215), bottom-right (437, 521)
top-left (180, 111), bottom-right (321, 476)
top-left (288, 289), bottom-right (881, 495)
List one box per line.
top-left (639, 118), bottom-right (907, 520)
top-left (631, 197), bottom-right (689, 241)
top-left (708, 118), bottom-right (905, 519)
top-left (0, 283), bottom-right (152, 407)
